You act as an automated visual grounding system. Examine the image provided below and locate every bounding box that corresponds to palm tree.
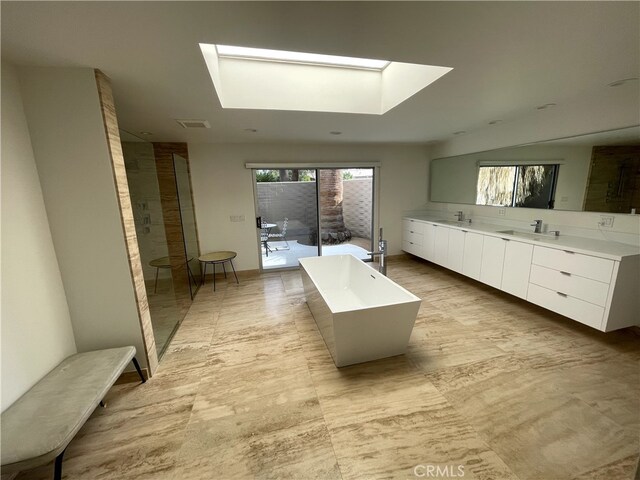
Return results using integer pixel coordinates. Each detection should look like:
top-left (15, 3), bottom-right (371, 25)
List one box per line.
top-left (319, 169), bottom-right (351, 244)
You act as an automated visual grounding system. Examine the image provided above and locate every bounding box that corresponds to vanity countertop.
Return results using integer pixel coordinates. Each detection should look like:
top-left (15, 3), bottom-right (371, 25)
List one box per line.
top-left (404, 215), bottom-right (640, 261)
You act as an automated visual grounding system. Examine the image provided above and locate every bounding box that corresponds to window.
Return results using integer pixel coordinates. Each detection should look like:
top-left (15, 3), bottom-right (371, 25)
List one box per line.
top-left (476, 164), bottom-right (558, 209)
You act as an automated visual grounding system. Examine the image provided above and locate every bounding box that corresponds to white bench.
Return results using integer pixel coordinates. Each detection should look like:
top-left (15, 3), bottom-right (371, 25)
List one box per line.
top-left (1, 347), bottom-right (145, 480)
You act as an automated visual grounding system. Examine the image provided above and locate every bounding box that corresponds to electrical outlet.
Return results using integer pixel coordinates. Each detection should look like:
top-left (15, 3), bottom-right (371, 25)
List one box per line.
top-left (498, 208), bottom-right (506, 216)
top-left (229, 215), bottom-right (245, 223)
top-left (598, 215), bottom-right (614, 228)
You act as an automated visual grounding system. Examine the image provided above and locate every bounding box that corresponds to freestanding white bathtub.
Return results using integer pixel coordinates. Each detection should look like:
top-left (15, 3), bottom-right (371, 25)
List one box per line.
top-left (299, 254), bottom-right (421, 367)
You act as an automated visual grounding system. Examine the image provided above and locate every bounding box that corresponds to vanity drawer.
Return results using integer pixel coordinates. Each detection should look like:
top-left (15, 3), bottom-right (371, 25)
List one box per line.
top-left (403, 219), bottom-right (425, 235)
top-left (403, 230), bottom-right (423, 245)
top-left (402, 240), bottom-right (423, 257)
top-left (529, 264), bottom-right (610, 307)
top-left (532, 246), bottom-right (614, 283)
top-left (527, 283), bottom-right (604, 330)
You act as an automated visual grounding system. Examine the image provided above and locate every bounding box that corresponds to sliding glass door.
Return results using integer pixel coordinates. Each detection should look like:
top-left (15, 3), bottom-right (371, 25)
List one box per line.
top-left (253, 167), bottom-right (375, 271)
top-left (254, 168), bottom-right (319, 269)
top-left (318, 168), bottom-right (374, 261)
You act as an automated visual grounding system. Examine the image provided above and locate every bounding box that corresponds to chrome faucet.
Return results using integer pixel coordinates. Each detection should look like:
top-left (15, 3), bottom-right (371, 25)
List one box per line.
top-left (368, 227), bottom-right (388, 276)
top-left (531, 219), bottom-right (543, 233)
top-left (454, 211), bottom-right (464, 222)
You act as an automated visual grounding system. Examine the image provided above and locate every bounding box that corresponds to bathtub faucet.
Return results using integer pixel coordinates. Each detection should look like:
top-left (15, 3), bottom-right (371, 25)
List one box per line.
top-left (367, 228), bottom-right (388, 276)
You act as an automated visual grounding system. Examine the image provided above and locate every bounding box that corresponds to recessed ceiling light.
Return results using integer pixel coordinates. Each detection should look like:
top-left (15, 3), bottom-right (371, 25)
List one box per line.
top-left (244, 128), bottom-right (258, 133)
top-left (608, 78), bottom-right (638, 87)
top-left (536, 103), bottom-right (557, 110)
top-left (488, 120), bottom-right (502, 125)
top-left (139, 131), bottom-right (153, 136)
top-left (453, 131), bottom-right (466, 136)
top-left (330, 131), bottom-right (342, 135)
top-left (216, 45), bottom-right (390, 71)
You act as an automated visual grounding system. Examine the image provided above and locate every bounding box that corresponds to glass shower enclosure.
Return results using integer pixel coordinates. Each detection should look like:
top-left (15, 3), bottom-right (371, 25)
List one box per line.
top-left (121, 134), bottom-right (200, 357)
top-left (173, 154), bottom-right (201, 296)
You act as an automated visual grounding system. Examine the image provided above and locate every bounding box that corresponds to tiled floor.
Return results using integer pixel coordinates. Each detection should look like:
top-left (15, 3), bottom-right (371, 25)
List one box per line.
top-left (145, 277), bottom-right (185, 355)
top-left (14, 256), bottom-right (640, 480)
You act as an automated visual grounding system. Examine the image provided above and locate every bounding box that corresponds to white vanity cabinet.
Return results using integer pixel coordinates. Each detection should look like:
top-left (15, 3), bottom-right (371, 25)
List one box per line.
top-left (402, 218), bottom-right (425, 257)
top-left (401, 216), bottom-right (639, 332)
top-left (479, 236), bottom-right (533, 297)
top-left (447, 228), bottom-right (466, 273)
top-left (526, 245), bottom-right (624, 330)
top-left (462, 231), bottom-right (484, 280)
top-left (433, 225), bottom-right (450, 266)
top-left (423, 223), bottom-right (437, 262)
top-left (479, 236), bottom-right (506, 289)
top-left (501, 240), bottom-right (534, 299)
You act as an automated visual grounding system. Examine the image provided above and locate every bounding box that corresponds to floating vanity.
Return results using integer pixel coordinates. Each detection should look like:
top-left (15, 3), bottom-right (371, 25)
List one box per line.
top-left (300, 254), bottom-right (421, 367)
top-left (403, 216), bottom-right (639, 332)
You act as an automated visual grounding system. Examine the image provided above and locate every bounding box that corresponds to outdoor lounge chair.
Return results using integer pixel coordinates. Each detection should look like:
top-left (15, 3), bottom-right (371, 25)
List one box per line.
top-left (268, 217), bottom-right (289, 250)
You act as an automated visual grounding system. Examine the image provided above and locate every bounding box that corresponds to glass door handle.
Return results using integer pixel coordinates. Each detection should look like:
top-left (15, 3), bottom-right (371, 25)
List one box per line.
top-left (256, 216), bottom-right (262, 229)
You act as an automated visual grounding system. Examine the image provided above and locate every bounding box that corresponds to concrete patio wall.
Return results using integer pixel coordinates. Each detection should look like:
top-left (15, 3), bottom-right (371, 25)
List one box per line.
top-left (343, 178), bottom-right (373, 239)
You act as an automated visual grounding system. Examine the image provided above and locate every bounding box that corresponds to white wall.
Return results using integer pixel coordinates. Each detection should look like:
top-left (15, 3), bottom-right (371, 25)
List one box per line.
top-left (189, 143), bottom-right (428, 270)
top-left (430, 85), bottom-right (639, 159)
top-left (1, 63), bottom-right (77, 411)
top-left (18, 67), bottom-right (146, 364)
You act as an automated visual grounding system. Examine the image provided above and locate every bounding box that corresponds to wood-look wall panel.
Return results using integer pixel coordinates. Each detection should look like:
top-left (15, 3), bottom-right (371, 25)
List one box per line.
top-left (94, 70), bottom-right (158, 375)
top-left (583, 145), bottom-right (640, 213)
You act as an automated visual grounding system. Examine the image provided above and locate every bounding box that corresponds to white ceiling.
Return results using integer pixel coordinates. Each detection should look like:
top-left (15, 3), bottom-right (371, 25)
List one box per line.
top-left (2, 1), bottom-right (639, 145)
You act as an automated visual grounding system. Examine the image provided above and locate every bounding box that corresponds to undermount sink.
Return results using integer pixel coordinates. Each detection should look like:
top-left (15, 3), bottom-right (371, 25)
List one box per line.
top-left (437, 219), bottom-right (471, 226)
top-left (497, 229), bottom-right (547, 240)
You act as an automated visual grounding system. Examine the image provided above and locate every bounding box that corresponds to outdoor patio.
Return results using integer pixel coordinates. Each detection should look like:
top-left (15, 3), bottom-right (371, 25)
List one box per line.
top-left (261, 237), bottom-right (371, 269)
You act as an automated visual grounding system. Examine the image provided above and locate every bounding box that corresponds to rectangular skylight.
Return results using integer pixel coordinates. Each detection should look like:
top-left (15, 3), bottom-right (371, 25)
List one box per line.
top-left (201, 42), bottom-right (452, 114)
top-left (215, 44), bottom-right (390, 71)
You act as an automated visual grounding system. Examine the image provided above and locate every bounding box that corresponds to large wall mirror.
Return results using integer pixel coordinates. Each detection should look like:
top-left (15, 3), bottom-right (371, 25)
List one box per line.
top-left (430, 126), bottom-right (640, 213)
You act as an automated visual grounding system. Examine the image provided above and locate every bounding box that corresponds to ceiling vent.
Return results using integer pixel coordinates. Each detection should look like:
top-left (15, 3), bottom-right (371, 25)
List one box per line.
top-left (176, 119), bottom-right (211, 129)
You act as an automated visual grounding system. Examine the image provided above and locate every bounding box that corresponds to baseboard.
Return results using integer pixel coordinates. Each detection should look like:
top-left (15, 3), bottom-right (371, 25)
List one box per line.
top-left (115, 367), bottom-right (149, 384)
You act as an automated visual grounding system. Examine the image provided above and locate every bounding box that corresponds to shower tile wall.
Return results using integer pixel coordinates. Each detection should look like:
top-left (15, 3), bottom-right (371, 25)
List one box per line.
top-left (123, 143), bottom-right (171, 280)
top-left (122, 141), bottom-right (182, 355)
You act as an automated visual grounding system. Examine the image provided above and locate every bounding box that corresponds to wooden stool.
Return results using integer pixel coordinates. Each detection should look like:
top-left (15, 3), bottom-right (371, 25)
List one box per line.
top-left (199, 251), bottom-right (239, 291)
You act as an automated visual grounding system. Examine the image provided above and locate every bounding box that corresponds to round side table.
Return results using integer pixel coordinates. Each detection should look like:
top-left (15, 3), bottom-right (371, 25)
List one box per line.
top-left (149, 256), bottom-right (171, 293)
top-left (149, 256), bottom-right (196, 293)
top-left (199, 251), bottom-right (239, 291)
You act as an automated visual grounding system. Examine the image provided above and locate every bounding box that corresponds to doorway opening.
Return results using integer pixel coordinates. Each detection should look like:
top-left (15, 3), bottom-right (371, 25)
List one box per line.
top-left (253, 167), bottom-right (375, 270)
